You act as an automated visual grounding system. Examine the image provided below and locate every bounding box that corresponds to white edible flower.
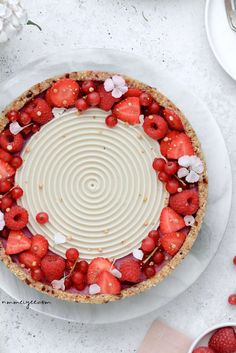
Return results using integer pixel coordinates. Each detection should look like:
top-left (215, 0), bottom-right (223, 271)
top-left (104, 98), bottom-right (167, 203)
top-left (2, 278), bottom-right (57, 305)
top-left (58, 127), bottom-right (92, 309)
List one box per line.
top-left (0, 210), bottom-right (5, 230)
top-left (89, 284), bottom-right (101, 295)
top-left (51, 278), bottom-right (65, 291)
top-left (9, 121), bottom-right (24, 135)
top-left (177, 155), bottom-right (203, 183)
top-left (53, 232), bottom-right (67, 245)
top-left (104, 75), bottom-right (128, 98)
top-left (184, 215), bottom-right (195, 226)
top-left (139, 114), bottom-right (145, 125)
top-left (52, 107), bottom-right (66, 119)
top-left (110, 268), bottom-right (122, 279)
top-left (132, 248), bottom-right (144, 260)
top-left (0, 0), bottom-right (27, 43)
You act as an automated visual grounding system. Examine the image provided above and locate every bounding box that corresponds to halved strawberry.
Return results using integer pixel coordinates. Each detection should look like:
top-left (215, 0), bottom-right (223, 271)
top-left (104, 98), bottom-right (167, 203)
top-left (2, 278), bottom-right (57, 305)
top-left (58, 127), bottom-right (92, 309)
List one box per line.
top-left (97, 84), bottom-right (120, 111)
top-left (160, 232), bottom-right (186, 256)
top-left (112, 97), bottom-right (140, 125)
top-left (124, 88), bottom-right (142, 98)
top-left (97, 270), bottom-right (121, 295)
top-left (163, 108), bottom-right (184, 131)
top-left (160, 207), bottom-right (185, 234)
top-left (47, 78), bottom-right (80, 108)
top-left (0, 159), bottom-right (15, 180)
top-left (160, 131), bottom-right (180, 157)
top-left (5, 230), bottom-right (31, 255)
top-left (167, 133), bottom-right (194, 159)
top-left (87, 257), bottom-right (113, 284)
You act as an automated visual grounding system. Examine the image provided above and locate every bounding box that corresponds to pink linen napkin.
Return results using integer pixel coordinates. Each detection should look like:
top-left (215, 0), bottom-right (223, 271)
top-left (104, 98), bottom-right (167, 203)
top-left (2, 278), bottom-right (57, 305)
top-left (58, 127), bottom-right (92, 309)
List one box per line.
top-left (137, 320), bottom-right (193, 353)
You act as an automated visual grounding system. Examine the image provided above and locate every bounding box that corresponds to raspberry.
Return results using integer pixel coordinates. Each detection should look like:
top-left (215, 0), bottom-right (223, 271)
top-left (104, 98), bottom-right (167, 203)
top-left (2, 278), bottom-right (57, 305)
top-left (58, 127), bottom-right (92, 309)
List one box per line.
top-left (169, 190), bottom-right (199, 216)
top-left (30, 234), bottom-right (49, 258)
top-left (41, 254), bottom-right (65, 282)
top-left (143, 115), bottom-right (168, 140)
top-left (0, 129), bottom-right (24, 153)
top-left (4, 205), bottom-right (29, 230)
top-left (119, 259), bottom-right (141, 283)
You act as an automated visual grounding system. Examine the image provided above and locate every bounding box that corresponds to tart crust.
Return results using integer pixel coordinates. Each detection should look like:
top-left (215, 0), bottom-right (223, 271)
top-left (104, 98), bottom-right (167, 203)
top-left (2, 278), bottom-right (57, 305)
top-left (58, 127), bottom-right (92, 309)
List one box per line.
top-left (0, 71), bottom-right (208, 304)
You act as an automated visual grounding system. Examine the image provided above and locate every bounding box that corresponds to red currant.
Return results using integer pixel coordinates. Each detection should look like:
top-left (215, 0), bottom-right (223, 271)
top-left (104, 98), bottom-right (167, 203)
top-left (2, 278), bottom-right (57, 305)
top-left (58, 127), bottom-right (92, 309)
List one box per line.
top-left (64, 276), bottom-right (72, 290)
top-left (164, 161), bottom-right (178, 175)
top-left (105, 115), bottom-right (118, 128)
top-left (158, 171), bottom-right (170, 183)
top-left (10, 156), bottom-right (23, 169)
top-left (75, 98), bottom-right (88, 111)
top-left (166, 178), bottom-right (180, 194)
top-left (144, 266), bottom-right (156, 278)
top-left (139, 92), bottom-right (153, 106)
top-left (228, 294), bottom-right (236, 305)
top-left (1, 196), bottom-right (13, 210)
top-left (0, 180), bottom-right (12, 193)
top-left (152, 158), bottom-right (166, 172)
top-left (31, 268), bottom-right (43, 281)
top-left (0, 228), bottom-right (9, 238)
top-left (87, 92), bottom-right (100, 107)
top-left (11, 186), bottom-right (23, 199)
top-left (7, 110), bottom-right (20, 122)
top-left (81, 80), bottom-right (96, 94)
top-left (71, 271), bottom-right (84, 285)
top-left (31, 124), bottom-right (40, 134)
top-left (36, 212), bottom-right (49, 224)
top-left (18, 112), bottom-right (31, 126)
top-left (65, 259), bottom-right (74, 271)
top-left (233, 256), bottom-right (236, 266)
top-left (75, 282), bottom-right (86, 291)
top-left (0, 149), bottom-right (12, 163)
top-left (141, 237), bottom-right (156, 253)
top-left (148, 230), bottom-right (160, 243)
top-left (76, 260), bottom-right (89, 274)
top-left (66, 248), bottom-right (79, 262)
top-left (153, 251), bottom-right (165, 265)
top-left (149, 102), bottom-right (160, 114)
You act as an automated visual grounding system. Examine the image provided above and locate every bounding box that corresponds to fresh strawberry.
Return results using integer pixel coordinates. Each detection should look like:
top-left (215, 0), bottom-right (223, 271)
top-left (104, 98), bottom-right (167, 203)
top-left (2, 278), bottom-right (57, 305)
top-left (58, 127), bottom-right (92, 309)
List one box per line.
top-left (0, 129), bottom-right (24, 153)
top-left (45, 89), bottom-right (54, 106)
top-left (41, 254), bottom-right (66, 282)
top-left (0, 149), bottom-right (12, 163)
top-left (19, 251), bottom-right (41, 269)
top-left (0, 159), bottom-right (15, 180)
top-left (160, 131), bottom-right (180, 157)
top-left (124, 88), bottom-right (142, 98)
top-left (112, 97), bottom-right (140, 125)
top-left (97, 270), bottom-right (121, 295)
top-left (160, 232), bottom-right (186, 256)
top-left (30, 234), bottom-right (49, 258)
top-left (87, 257), bottom-right (113, 284)
top-left (209, 327), bottom-right (236, 353)
top-left (193, 347), bottom-right (215, 353)
top-left (160, 207), bottom-right (185, 234)
top-left (4, 205), bottom-right (29, 230)
top-left (167, 133), bottom-right (194, 159)
top-left (119, 259), bottom-right (141, 283)
top-left (25, 98), bottom-right (53, 125)
top-left (143, 115), bottom-right (168, 140)
top-left (163, 108), bottom-right (184, 131)
top-left (97, 84), bottom-right (120, 111)
top-left (5, 230), bottom-right (31, 255)
top-left (170, 190), bottom-right (199, 216)
top-left (47, 78), bottom-right (80, 108)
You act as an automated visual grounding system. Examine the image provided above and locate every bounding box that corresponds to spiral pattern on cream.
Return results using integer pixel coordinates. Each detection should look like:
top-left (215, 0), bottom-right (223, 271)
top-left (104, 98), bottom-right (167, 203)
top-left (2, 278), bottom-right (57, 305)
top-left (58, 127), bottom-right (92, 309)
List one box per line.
top-left (16, 108), bottom-right (168, 260)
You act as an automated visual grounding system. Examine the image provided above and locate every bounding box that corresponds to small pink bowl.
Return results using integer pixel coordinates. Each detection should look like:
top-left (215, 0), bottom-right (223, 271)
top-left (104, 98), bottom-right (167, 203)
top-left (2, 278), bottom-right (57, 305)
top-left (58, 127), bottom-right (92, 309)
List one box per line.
top-left (188, 322), bottom-right (236, 352)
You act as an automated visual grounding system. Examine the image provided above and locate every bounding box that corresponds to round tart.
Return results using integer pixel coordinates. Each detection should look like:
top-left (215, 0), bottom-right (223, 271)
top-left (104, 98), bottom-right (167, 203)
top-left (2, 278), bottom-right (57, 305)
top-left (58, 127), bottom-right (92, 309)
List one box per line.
top-left (0, 71), bottom-right (208, 304)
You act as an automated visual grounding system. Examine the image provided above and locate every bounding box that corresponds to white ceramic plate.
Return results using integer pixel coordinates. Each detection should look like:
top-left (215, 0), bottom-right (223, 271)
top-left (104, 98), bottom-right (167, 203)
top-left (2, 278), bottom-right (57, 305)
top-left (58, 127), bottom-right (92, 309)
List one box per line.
top-left (188, 322), bottom-right (236, 352)
top-left (0, 49), bottom-right (232, 323)
top-left (205, 0), bottom-right (236, 80)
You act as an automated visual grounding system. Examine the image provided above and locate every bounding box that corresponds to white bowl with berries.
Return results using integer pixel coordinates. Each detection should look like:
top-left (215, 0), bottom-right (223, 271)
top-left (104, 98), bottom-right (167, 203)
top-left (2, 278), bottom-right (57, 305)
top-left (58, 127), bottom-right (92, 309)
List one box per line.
top-left (189, 323), bottom-right (236, 353)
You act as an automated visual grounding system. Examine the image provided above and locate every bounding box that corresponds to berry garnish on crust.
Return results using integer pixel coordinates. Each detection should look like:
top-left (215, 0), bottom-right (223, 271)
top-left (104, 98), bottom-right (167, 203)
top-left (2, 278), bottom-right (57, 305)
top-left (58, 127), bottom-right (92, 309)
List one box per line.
top-left (170, 190), bottom-right (199, 216)
top-left (97, 270), bottom-right (121, 295)
top-left (41, 254), bottom-right (65, 282)
top-left (87, 257), bottom-right (113, 284)
top-left (4, 205), bottom-right (29, 230)
top-left (0, 129), bottom-right (24, 153)
top-left (112, 97), bottom-right (140, 125)
top-left (24, 98), bottom-right (52, 125)
top-left (160, 207), bottom-right (185, 234)
top-left (143, 115), bottom-right (168, 140)
top-left (160, 232), bottom-right (186, 256)
top-left (119, 259), bottom-right (141, 283)
top-left (47, 78), bottom-right (80, 108)
top-left (163, 108), bottom-right (184, 131)
top-left (5, 230), bottom-right (31, 255)
top-left (167, 133), bottom-right (194, 159)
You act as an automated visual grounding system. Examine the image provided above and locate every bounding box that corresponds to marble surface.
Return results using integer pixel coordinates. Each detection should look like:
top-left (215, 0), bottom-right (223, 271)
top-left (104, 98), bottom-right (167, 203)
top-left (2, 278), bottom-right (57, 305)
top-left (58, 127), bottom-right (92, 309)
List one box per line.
top-left (0, 0), bottom-right (236, 352)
